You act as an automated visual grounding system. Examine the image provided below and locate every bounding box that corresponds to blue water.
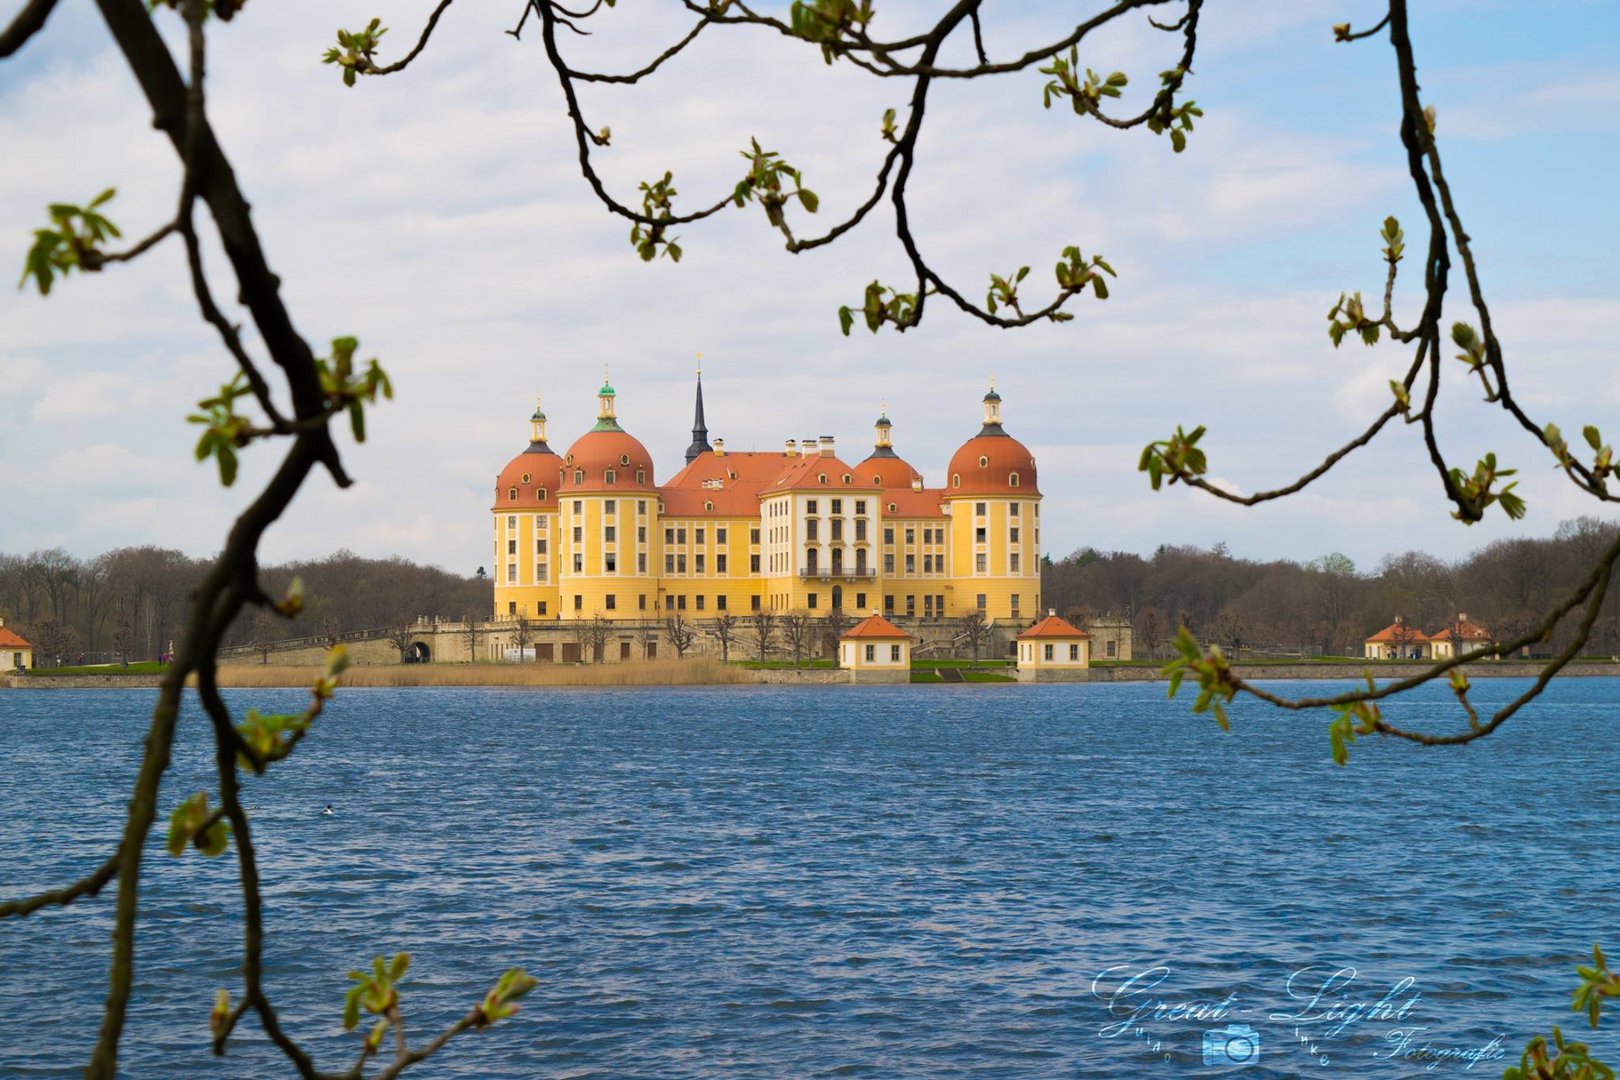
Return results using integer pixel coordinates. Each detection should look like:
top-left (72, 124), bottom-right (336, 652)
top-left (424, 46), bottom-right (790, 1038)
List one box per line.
top-left (1, 680), bottom-right (1617, 1078)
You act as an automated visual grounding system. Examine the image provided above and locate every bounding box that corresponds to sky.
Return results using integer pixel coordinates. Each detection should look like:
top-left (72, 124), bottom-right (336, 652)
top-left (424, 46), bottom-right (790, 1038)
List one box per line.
top-left (1, 1), bottom-right (1617, 576)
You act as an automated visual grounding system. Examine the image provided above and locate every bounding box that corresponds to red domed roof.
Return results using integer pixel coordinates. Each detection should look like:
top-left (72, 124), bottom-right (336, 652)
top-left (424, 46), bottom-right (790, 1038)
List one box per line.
top-left (559, 428), bottom-right (656, 492)
top-left (946, 434), bottom-right (1038, 496)
top-left (856, 453), bottom-right (922, 489)
top-left (493, 443), bottom-right (561, 510)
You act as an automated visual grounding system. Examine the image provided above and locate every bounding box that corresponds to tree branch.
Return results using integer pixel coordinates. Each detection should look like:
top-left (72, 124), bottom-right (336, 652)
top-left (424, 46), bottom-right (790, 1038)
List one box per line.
top-left (0, 0), bottom-right (56, 58)
top-left (0, 851), bottom-right (120, 918)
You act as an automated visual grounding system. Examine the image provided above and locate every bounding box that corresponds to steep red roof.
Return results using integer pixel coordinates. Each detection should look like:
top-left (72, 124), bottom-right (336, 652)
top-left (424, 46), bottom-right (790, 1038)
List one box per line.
top-left (767, 453), bottom-right (880, 493)
top-left (1429, 621), bottom-right (1490, 641)
top-left (0, 627), bottom-right (32, 648)
top-left (1017, 614), bottom-right (1089, 640)
top-left (880, 488), bottom-right (947, 518)
top-left (841, 614), bottom-right (911, 640)
top-left (661, 450), bottom-right (791, 517)
top-left (1365, 620), bottom-right (1430, 643)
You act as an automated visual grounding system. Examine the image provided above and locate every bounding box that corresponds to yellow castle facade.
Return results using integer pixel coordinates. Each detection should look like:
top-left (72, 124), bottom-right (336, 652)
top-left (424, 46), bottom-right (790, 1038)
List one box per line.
top-left (490, 376), bottom-right (1042, 623)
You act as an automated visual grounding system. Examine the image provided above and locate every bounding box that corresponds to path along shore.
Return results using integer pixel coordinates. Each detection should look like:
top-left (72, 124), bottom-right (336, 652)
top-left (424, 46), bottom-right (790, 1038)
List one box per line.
top-left (5, 659), bottom-right (1618, 690)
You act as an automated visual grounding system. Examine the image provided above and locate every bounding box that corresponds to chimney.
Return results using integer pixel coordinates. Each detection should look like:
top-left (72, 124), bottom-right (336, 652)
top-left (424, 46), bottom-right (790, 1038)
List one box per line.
top-left (819, 435), bottom-right (835, 458)
top-left (1458, 612), bottom-right (1467, 623)
top-left (1049, 609), bottom-right (1056, 617)
top-left (713, 437), bottom-right (726, 457)
top-left (784, 438), bottom-right (797, 457)
top-left (911, 476), bottom-right (922, 492)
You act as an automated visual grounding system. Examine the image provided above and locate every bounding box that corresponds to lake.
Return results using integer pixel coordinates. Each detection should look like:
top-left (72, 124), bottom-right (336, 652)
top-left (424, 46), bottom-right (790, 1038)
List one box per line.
top-left (1, 680), bottom-right (1617, 1077)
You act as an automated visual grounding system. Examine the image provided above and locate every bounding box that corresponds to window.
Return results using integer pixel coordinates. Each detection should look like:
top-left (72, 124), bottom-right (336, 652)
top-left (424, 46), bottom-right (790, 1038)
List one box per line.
top-left (924, 594), bottom-right (934, 614)
top-left (975, 553), bottom-right (987, 572)
top-left (904, 528), bottom-right (914, 544)
top-left (717, 595), bottom-right (728, 611)
top-left (905, 555), bottom-right (915, 573)
top-left (808, 592), bottom-right (818, 609)
top-left (717, 527), bottom-right (727, 544)
top-left (573, 469), bottom-right (583, 484)
top-left (636, 469), bottom-right (645, 485)
top-left (536, 562), bottom-right (547, 581)
top-left (855, 592), bottom-right (867, 609)
top-left (750, 554), bottom-right (761, 573)
top-left (1009, 473), bottom-right (1020, 488)
top-left (639, 594), bottom-right (648, 610)
top-left (620, 454), bottom-right (631, 466)
top-left (751, 595), bottom-right (762, 611)
top-left (923, 555), bottom-right (933, 573)
top-left (606, 594), bottom-right (617, 610)
top-left (717, 554), bottom-right (728, 573)
top-left (884, 595), bottom-right (895, 613)
top-left (855, 520), bottom-right (867, 541)
top-left (508, 487), bottom-right (517, 501)
top-left (1107, 640), bottom-right (1117, 658)
top-left (665, 554), bottom-right (676, 574)
top-left (1010, 554), bottom-right (1020, 572)
top-left (806, 500), bottom-right (818, 514)
top-left (677, 528), bottom-right (687, 544)
top-left (1070, 643), bottom-right (1081, 661)
top-left (952, 474), bottom-right (960, 488)
top-left (508, 539), bottom-right (517, 555)
top-left (831, 520), bottom-right (843, 541)
top-left (604, 526), bottom-right (616, 542)
top-left (605, 553), bottom-right (617, 572)
top-left (637, 526), bottom-right (646, 543)
top-left (864, 644), bottom-right (875, 662)
top-left (890, 644), bottom-right (901, 662)
top-left (678, 554), bottom-right (687, 573)
top-left (831, 499), bottom-right (842, 514)
top-left (696, 595), bottom-right (705, 610)
top-left (884, 554), bottom-right (895, 573)
top-left (507, 564), bottom-right (517, 582)
top-left (538, 601), bottom-right (547, 615)
top-left (677, 595), bottom-right (687, 610)
top-left (574, 595), bottom-right (583, 611)
top-left (696, 528), bottom-right (706, 544)
top-left (604, 469), bottom-right (616, 485)
top-left (818, 473), bottom-right (828, 483)
top-left (1044, 643), bottom-right (1055, 661)
top-left (536, 488), bottom-right (547, 502)
top-left (806, 520), bottom-right (819, 541)
top-left (573, 526), bottom-right (583, 543)
top-left (665, 527), bottom-right (675, 544)
top-left (905, 595), bottom-right (915, 616)
top-left (536, 538), bottom-right (548, 554)
top-left (1010, 527), bottom-right (1020, 543)
top-left (638, 500), bottom-right (647, 514)
top-left (750, 528), bottom-right (761, 544)
top-left (976, 502), bottom-right (987, 516)
top-left (507, 516), bottom-right (517, 529)
top-left (521, 473), bottom-right (531, 484)
top-left (1010, 503), bottom-right (1020, 516)
top-left (855, 500), bottom-right (866, 515)
top-left (696, 554), bottom-right (706, 573)
top-left (976, 593), bottom-right (987, 611)
top-left (979, 455), bottom-right (989, 468)
top-left (534, 515), bottom-right (546, 529)
top-left (573, 553), bottom-right (583, 573)
top-left (604, 499), bottom-right (616, 514)
top-left (976, 527), bottom-right (987, 543)
top-left (573, 500), bottom-right (582, 514)
top-left (884, 528), bottom-right (895, 545)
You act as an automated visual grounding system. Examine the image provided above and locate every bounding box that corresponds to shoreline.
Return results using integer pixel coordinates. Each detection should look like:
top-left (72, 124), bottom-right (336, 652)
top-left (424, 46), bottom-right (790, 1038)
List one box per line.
top-left (5, 659), bottom-right (1618, 690)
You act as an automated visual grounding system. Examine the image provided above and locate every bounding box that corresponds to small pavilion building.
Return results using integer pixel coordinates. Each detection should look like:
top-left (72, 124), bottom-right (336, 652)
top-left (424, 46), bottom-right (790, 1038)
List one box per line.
top-left (0, 618), bottom-right (32, 671)
top-left (1429, 614), bottom-right (1492, 660)
top-left (839, 613), bottom-right (912, 683)
top-left (1015, 611), bottom-right (1091, 681)
top-left (1363, 616), bottom-right (1431, 660)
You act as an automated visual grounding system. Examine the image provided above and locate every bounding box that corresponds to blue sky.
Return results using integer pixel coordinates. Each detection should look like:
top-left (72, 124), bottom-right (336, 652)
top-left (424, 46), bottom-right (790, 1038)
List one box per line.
top-left (1, 1), bottom-right (1616, 575)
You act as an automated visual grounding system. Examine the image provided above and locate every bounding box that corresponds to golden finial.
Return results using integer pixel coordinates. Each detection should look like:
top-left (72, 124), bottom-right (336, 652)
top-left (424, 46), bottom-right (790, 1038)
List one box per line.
top-left (989, 373), bottom-right (996, 391)
top-left (696, 351), bottom-right (704, 378)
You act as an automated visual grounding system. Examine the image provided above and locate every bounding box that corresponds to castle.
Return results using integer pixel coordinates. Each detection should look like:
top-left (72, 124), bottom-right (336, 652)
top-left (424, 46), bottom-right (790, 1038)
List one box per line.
top-left (490, 375), bottom-right (1042, 624)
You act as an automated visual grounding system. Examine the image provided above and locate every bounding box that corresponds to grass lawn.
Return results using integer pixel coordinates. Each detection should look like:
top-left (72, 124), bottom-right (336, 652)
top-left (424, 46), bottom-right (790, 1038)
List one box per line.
top-left (25, 661), bottom-right (168, 676)
top-left (737, 659), bottom-right (839, 670)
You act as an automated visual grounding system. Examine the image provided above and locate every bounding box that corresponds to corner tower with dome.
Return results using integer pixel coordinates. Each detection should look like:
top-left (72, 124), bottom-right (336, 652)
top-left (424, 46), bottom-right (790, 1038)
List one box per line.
top-left (491, 378), bottom-right (1042, 625)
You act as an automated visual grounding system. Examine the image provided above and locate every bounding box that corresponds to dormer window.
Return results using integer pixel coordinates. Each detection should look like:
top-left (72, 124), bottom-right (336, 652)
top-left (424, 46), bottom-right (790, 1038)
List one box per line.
top-left (818, 473), bottom-right (828, 484)
top-left (704, 500), bottom-right (714, 512)
top-left (537, 487), bottom-right (547, 501)
top-left (952, 474), bottom-right (961, 488)
top-left (521, 473), bottom-right (531, 484)
top-left (620, 453), bottom-right (631, 466)
top-left (508, 487), bottom-right (517, 501)
top-left (842, 474), bottom-right (852, 484)
top-left (636, 468), bottom-right (645, 485)
top-left (872, 474), bottom-right (882, 485)
top-left (1009, 472), bottom-right (1020, 487)
top-left (888, 502), bottom-right (897, 513)
top-left (979, 455), bottom-right (989, 468)
top-left (605, 468), bottom-right (617, 485)
top-left (573, 469), bottom-right (583, 484)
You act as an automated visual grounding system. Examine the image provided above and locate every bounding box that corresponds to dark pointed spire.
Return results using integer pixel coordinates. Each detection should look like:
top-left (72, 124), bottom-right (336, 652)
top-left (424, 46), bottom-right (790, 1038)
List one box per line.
top-left (685, 362), bottom-right (712, 464)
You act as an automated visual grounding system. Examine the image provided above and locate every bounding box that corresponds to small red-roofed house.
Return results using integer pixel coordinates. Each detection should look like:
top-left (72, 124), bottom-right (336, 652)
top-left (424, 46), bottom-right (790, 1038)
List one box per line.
top-left (1015, 611), bottom-right (1091, 681)
top-left (1363, 616), bottom-right (1430, 660)
top-left (839, 612), bottom-right (912, 683)
top-left (1429, 614), bottom-right (1492, 660)
top-left (0, 618), bottom-right (32, 671)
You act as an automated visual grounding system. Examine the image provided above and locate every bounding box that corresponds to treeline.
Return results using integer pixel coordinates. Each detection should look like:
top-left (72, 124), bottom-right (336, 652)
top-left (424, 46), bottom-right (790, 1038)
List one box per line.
top-left (1042, 516), bottom-right (1620, 658)
top-left (0, 548), bottom-right (490, 664)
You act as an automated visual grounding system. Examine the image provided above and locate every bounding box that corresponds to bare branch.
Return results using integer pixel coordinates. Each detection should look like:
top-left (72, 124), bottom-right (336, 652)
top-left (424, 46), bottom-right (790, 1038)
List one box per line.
top-left (0, 0), bottom-right (57, 58)
top-left (0, 851), bottom-right (120, 918)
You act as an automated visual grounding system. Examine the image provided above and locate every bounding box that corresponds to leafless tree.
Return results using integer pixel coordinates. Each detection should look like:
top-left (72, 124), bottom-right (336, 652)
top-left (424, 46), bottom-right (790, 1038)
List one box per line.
top-left (462, 613), bottom-right (482, 663)
top-left (781, 610), bottom-right (815, 668)
top-left (510, 615), bottom-right (534, 662)
top-left (111, 619), bottom-right (134, 667)
top-left (957, 609), bottom-right (990, 663)
top-left (663, 614), bottom-right (697, 659)
top-left (710, 611), bottom-right (737, 662)
top-left (750, 609), bottom-right (778, 664)
top-left (583, 614), bottom-right (612, 664)
top-left (387, 620), bottom-right (415, 663)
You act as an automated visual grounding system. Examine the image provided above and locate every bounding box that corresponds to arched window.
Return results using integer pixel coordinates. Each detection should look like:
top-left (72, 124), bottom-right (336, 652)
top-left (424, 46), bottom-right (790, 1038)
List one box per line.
top-left (952, 474), bottom-right (961, 488)
top-left (818, 473), bottom-right (828, 484)
top-left (605, 468), bottom-right (617, 485)
top-left (1009, 472), bottom-right (1020, 488)
top-left (573, 469), bottom-right (583, 484)
top-left (636, 468), bottom-right (645, 485)
top-left (888, 502), bottom-right (897, 513)
top-left (537, 487), bottom-right (547, 501)
top-left (843, 474), bottom-right (852, 484)
top-left (508, 487), bottom-right (517, 501)
top-left (704, 500), bottom-right (714, 512)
